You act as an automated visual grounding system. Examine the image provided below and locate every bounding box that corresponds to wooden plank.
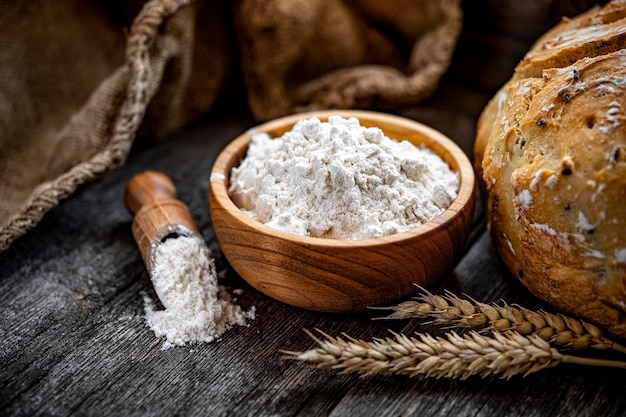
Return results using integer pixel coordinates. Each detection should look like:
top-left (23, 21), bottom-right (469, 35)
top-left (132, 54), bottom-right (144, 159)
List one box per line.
top-left (2, 114), bottom-right (625, 416)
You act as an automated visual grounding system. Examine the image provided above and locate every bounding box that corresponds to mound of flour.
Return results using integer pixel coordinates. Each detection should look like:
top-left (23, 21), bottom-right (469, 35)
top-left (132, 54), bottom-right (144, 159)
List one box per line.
top-left (144, 235), bottom-right (255, 349)
top-left (229, 116), bottom-right (459, 239)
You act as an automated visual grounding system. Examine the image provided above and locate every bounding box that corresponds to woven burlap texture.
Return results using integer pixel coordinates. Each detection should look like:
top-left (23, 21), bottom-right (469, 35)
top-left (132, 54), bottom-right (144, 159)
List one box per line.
top-left (235, 0), bottom-right (462, 120)
top-left (0, 0), bottom-right (462, 252)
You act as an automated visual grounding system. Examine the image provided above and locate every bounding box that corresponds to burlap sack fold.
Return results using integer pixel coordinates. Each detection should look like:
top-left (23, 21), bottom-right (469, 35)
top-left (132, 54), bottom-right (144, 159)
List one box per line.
top-left (234, 0), bottom-right (462, 121)
top-left (0, 0), bottom-right (461, 252)
top-left (0, 0), bottom-right (230, 252)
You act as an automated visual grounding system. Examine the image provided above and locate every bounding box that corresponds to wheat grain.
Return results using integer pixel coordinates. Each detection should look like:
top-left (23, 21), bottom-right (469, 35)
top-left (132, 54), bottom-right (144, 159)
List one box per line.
top-left (283, 329), bottom-right (626, 380)
top-left (371, 287), bottom-right (626, 354)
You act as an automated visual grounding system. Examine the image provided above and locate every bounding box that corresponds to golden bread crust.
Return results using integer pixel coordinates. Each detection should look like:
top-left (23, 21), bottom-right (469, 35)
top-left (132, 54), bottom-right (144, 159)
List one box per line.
top-left (475, 0), bottom-right (626, 339)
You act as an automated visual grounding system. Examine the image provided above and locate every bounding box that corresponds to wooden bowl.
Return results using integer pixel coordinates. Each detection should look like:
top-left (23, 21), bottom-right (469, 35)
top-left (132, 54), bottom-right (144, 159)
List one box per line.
top-left (209, 110), bottom-right (475, 312)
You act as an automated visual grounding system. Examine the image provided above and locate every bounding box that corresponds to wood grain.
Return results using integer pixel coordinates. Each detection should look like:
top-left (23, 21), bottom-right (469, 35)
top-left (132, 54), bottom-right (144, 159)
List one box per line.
top-left (209, 110), bottom-right (475, 312)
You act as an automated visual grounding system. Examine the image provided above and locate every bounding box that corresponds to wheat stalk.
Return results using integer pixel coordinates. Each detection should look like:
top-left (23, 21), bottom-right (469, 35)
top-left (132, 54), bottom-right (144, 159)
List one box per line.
top-left (283, 329), bottom-right (626, 380)
top-left (371, 287), bottom-right (626, 355)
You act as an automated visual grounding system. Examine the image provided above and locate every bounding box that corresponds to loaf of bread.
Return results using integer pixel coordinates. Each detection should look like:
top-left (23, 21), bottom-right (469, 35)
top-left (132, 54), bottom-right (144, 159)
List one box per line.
top-left (474, 0), bottom-right (626, 339)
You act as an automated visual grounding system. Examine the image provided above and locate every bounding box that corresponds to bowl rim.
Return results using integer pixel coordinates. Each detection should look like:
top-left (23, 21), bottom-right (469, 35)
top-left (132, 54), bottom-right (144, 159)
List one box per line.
top-left (209, 110), bottom-right (475, 249)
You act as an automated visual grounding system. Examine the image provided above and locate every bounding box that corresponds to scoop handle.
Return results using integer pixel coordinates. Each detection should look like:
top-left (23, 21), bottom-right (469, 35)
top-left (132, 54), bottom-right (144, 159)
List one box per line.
top-left (124, 170), bottom-right (177, 215)
top-left (125, 171), bottom-right (200, 273)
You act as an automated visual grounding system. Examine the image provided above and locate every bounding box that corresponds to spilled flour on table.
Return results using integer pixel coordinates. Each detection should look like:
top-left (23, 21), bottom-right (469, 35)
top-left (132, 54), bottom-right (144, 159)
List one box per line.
top-left (143, 235), bottom-right (255, 349)
top-left (229, 115), bottom-right (459, 239)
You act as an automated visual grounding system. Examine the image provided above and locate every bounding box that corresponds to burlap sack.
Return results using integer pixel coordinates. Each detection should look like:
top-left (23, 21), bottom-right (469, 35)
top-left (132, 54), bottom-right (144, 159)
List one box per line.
top-left (234, 0), bottom-right (462, 121)
top-left (0, 0), bottom-right (462, 252)
top-left (0, 0), bottom-right (231, 252)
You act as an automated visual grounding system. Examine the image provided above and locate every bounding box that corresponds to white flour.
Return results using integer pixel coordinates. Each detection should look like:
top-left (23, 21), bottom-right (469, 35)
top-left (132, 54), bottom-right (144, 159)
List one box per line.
top-left (144, 235), bottom-right (255, 349)
top-left (229, 116), bottom-right (459, 239)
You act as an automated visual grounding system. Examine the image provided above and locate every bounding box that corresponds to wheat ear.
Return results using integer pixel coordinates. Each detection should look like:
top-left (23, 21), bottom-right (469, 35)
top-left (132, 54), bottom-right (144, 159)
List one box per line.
top-left (283, 329), bottom-right (626, 380)
top-left (371, 287), bottom-right (626, 354)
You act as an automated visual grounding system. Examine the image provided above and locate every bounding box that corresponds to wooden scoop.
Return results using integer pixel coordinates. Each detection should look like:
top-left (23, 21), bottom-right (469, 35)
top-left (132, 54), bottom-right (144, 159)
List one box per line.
top-left (124, 170), bottom-right (200, 275)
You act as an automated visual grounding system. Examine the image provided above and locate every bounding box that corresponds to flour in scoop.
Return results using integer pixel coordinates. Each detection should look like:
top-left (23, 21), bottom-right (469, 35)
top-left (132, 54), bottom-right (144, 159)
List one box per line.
top-left (144, 235), bottom-right (255, 349)
top-left (229, 115), bottom-right (459, 239)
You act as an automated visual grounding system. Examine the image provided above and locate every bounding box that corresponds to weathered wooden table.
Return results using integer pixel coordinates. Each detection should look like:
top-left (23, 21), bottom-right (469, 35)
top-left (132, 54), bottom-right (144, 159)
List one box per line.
top-left (2, 2), bottom-right (625, 416)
